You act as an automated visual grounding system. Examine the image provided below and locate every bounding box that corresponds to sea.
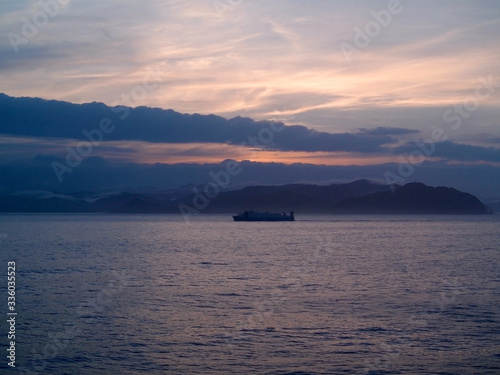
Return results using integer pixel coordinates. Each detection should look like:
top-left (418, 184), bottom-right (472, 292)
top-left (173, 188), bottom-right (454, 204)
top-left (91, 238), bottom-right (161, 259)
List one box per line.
top-left (0, 214), bottom-right (499, 374)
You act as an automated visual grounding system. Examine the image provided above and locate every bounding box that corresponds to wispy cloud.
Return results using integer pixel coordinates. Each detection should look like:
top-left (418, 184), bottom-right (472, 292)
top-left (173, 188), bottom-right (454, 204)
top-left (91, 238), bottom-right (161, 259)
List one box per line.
top-left (1, 1), bottom-right (498, 131)
top-left (0, 0), bottom-right (499, 198)
top-left (394, 140), bottom-right (500, 163)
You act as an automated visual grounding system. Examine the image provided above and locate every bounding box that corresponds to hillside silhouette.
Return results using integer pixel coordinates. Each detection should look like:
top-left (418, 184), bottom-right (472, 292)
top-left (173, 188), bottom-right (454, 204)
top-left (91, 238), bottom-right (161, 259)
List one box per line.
top-left (0, 180), bottom-right (491, 214)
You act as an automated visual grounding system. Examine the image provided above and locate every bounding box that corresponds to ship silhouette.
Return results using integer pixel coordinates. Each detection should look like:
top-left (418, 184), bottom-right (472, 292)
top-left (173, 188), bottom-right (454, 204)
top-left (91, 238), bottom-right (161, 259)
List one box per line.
top-left (232, 210), bottom-right (294, 221)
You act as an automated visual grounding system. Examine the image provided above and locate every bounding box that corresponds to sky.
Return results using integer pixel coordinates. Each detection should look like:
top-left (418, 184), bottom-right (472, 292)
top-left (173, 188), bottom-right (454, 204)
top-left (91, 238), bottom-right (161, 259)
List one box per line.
top-left (0, 0), bottom-right (499, 199)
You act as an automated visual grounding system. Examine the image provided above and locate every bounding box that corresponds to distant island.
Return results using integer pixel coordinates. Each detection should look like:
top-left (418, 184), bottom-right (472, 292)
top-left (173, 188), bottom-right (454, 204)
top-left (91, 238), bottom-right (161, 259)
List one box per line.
top-left (334, 182), bottom-right (490, 214)
top-left (0, 180), bottom-right (492, 214)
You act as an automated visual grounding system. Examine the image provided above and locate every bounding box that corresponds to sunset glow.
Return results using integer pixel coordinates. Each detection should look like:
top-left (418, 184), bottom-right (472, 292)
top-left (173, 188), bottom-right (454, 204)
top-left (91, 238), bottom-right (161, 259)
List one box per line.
top-left (2, 4), bottom-right (499, 373)
top-left (0, 1), bottom-right (499, 197)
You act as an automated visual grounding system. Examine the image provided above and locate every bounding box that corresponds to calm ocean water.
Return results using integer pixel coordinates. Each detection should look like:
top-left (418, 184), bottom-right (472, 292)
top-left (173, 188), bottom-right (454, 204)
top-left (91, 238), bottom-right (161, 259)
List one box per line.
top-left (0, 214), bottom-right (499, 374)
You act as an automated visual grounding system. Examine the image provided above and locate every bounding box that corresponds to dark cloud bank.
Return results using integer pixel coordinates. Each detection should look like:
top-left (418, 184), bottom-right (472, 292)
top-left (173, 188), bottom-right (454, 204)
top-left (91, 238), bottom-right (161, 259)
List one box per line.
top-left (2, 93), bottom-right (498, 161)
top-left (0, 93), bottom-right (410, 153)
top-left (0, 93), bottom-right (499, 200)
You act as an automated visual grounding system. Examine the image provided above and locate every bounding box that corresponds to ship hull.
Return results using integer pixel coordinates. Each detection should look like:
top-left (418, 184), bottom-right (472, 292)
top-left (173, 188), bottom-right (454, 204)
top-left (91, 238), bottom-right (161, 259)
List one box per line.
top-left (232, 216), bottom-right (294, 222)
top-left (232, 210), bottom-right (294, 221)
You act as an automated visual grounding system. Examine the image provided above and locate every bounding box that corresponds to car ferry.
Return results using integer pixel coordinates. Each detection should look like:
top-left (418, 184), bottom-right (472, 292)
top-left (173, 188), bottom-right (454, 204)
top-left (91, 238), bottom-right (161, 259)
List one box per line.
top-left (232, 210), bottom-right (294, 221)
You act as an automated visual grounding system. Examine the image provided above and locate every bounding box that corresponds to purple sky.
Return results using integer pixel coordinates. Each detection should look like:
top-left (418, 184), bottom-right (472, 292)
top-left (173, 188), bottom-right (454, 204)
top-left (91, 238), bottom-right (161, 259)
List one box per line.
top-left (0, 1), bottom-right (499, 199)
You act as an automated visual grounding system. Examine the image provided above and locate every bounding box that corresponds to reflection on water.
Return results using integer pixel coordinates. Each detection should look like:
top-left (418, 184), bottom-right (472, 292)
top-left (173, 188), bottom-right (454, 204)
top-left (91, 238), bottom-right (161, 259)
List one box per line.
top-left (1, 214), bottom-right (499, 374)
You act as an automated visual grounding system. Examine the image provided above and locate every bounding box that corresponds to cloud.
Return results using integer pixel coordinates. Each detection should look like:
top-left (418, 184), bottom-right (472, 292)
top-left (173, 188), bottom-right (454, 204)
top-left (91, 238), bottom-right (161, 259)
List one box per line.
top-left (393, 140), bottom-right (500, 163)
top-left (0, 1), bottom-right (499, 131)
top-left (357, 127), bottom-right (420, 136)
top-left (0, 93), bottom-right (403, 154)
top-left (431, 141), bottom-right (500, 163)
top-left (454, 132), bottom-right (500, 146)
top-left (0, 1), bottom-right (498, 200)
top-left (268, 124), bottom-right (394, 152)
top-left (3, 93), bottom-right (500, 167)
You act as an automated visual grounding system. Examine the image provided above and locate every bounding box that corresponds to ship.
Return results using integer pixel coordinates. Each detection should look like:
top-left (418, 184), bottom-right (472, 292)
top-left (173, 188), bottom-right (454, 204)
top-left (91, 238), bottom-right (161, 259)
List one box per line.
top-left (232, 210), bottom-right (294, 222)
